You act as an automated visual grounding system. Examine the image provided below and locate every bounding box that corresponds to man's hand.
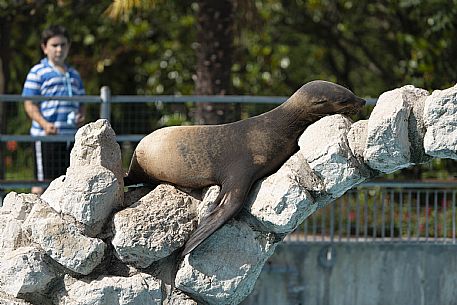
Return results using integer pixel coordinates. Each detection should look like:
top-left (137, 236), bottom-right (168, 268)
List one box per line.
top-left (76, 113), bottom-right (85, 127)
top-left (24, 100), bottom-right (58, 135)
top-left (43, 121), bottom-right (57, 135)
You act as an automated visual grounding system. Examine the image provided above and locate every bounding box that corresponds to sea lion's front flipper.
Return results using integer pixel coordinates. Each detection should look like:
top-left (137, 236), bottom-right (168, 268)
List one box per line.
top-left (181, 184), bottom-right (250, 257)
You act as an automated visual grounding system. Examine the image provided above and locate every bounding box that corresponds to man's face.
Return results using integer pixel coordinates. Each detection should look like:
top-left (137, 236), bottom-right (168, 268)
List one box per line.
top-left (41, 35), bottom-right (70, 66)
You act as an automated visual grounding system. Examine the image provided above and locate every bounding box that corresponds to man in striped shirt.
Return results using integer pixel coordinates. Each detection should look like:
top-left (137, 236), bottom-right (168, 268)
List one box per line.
top-left (22, 25), bottom-right (85, 195)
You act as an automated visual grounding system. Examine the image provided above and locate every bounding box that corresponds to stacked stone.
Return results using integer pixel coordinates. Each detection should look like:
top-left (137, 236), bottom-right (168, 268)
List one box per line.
top-left (0, 84), bottom-right (456, 305)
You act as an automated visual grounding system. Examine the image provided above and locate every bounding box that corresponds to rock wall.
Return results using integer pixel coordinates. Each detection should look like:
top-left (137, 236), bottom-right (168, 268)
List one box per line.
top-left (0, 84), bottom-right (456, 305)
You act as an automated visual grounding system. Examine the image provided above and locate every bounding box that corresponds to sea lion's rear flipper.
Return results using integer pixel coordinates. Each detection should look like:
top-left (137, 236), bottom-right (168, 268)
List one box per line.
top-left (181, 184), bottom-right (249, 257)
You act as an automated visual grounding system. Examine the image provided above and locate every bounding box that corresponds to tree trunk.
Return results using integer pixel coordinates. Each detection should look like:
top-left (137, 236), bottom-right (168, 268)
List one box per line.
top-left (194, 0), bottom-right (235, 124)
top-left (0, 17), bottom-right (10, 181)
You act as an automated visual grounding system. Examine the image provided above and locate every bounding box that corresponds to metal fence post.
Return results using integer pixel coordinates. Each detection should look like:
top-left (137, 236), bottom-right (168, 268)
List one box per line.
top-left (100, 86), bottom-right (111, 120)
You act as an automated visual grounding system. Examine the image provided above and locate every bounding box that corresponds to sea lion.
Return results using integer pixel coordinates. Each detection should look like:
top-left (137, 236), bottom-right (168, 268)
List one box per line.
top-left (125, 80), bottom-right (366, 256)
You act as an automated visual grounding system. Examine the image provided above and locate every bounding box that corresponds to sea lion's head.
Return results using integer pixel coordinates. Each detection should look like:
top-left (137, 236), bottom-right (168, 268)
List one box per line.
top-left (300, 80), bottom-right (366, 117)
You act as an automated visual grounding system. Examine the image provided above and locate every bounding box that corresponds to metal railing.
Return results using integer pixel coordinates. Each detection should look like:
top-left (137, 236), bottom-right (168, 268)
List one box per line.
top-left (0, 88), bottom-right (377, 189)
top-left (285, 181), bottom-right (457, 244)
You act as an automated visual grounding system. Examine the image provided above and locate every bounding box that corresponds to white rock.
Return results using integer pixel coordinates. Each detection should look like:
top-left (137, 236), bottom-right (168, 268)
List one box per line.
top-left (0, 293), bottom-right (33, 305)
top-left (347, 120), bottom-right (368, 160)
top-left (0, 247), bottom-right (57, 297)
top-left (1, 192), bottom-right (36, 221)
top-left (285, 152), bottom-right (326, 193)
top-left (199, 186), bottom-right (221, 222)
top-left (21, 200), bottom-right (106, 275)
top-left (40, 177), bottom-right (65, 213)
top-left (112, 184), bottom-right (198, 268)
top-left (42, 119), bottom-right (124, 236)
top-left (42, 165), bottom-right (118, 235)
top-left (424, 84), bottom-right (457, 159)
top-left (364, 86), bottom-right (415, 172)
top-left (299, 114), bottom-right (367, 198)
top-left (405, 86), bottom-right (430, 163)
top-left (176, 220), bottom-right (277, 305)
top-left (0, 220), bottom-right (23, 251)
top-left (244, 153), bottom-right (317, 234)
top-left (56, 273), bottom-right (162, 305)
top-left (70, 119), bottom-right (124, 208)
top-left (0, 193), bottom-right (37, 250)
top-left (71, 119), bottom-right (124, 182)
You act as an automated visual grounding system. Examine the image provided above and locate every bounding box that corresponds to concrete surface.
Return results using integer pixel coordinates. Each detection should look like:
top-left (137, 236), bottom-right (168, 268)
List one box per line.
top-left (241, 242), bottom-right (457, 305)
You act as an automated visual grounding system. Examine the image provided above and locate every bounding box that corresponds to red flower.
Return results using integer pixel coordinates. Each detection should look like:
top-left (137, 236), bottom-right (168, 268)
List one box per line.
top-left (6, 141), bottom-right (17, 152)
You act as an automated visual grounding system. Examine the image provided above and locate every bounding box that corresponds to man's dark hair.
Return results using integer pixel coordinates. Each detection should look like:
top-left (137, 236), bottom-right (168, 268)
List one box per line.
top-left (41, 25), bottom-right (70, 45)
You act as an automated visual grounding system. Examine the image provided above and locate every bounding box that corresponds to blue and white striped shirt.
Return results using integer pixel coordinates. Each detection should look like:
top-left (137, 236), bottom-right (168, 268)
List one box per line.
top-left (22, 58), bottom-right (85, 136)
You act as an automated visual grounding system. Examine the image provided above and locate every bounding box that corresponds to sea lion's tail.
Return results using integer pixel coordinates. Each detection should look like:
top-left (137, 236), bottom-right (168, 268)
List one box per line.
top-left (124, 151), bottom-right (151, 186)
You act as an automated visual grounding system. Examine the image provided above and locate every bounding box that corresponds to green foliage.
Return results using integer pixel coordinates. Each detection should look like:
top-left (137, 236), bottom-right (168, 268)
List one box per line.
top-left (278, 0), bottom-right (457, 94)
top-left (3, 1), bottom-right (457, 95)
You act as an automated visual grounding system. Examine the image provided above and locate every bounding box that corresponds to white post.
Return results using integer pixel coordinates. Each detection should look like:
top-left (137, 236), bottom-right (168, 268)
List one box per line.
top-left (100, 86), bottom-right (111, 120)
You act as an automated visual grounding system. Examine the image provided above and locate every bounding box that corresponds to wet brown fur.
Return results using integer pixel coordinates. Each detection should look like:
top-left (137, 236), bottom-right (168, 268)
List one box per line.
top-left (125, 80), bottom-right (366, 256)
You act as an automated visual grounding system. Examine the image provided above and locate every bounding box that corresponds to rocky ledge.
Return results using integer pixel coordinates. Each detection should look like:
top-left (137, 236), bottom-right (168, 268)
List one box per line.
top-left (0, 84), bottom-right (456, 305)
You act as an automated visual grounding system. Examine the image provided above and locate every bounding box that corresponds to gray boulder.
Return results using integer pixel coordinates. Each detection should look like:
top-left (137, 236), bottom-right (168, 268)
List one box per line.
top-left (21, 198), bottom-right (106, 275)
top-left (0, 192), bottom-right (36, 250)
top-left (112, 184), bottom-right (199, 268)
top-left (55, 273), bottom-right (162, 305)
top-left (244, 153), bottom-right (317, 234)
top-left (42, 119), bottom-right (123, 236)
top-left (176, 220), bottom-right (277, 305)
top-left (299, 114), bottom-right (368, 198)
top-left (424, 84), bottom-right (457, 159)
top-left (0, 247), bottom-right (57, 298)
top-left (364, 86), bottom-right (414, 172)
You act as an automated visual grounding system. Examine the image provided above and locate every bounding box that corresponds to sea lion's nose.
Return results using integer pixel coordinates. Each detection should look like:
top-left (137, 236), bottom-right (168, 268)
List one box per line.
top-left (359, 97), bottom-right (367, 105)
